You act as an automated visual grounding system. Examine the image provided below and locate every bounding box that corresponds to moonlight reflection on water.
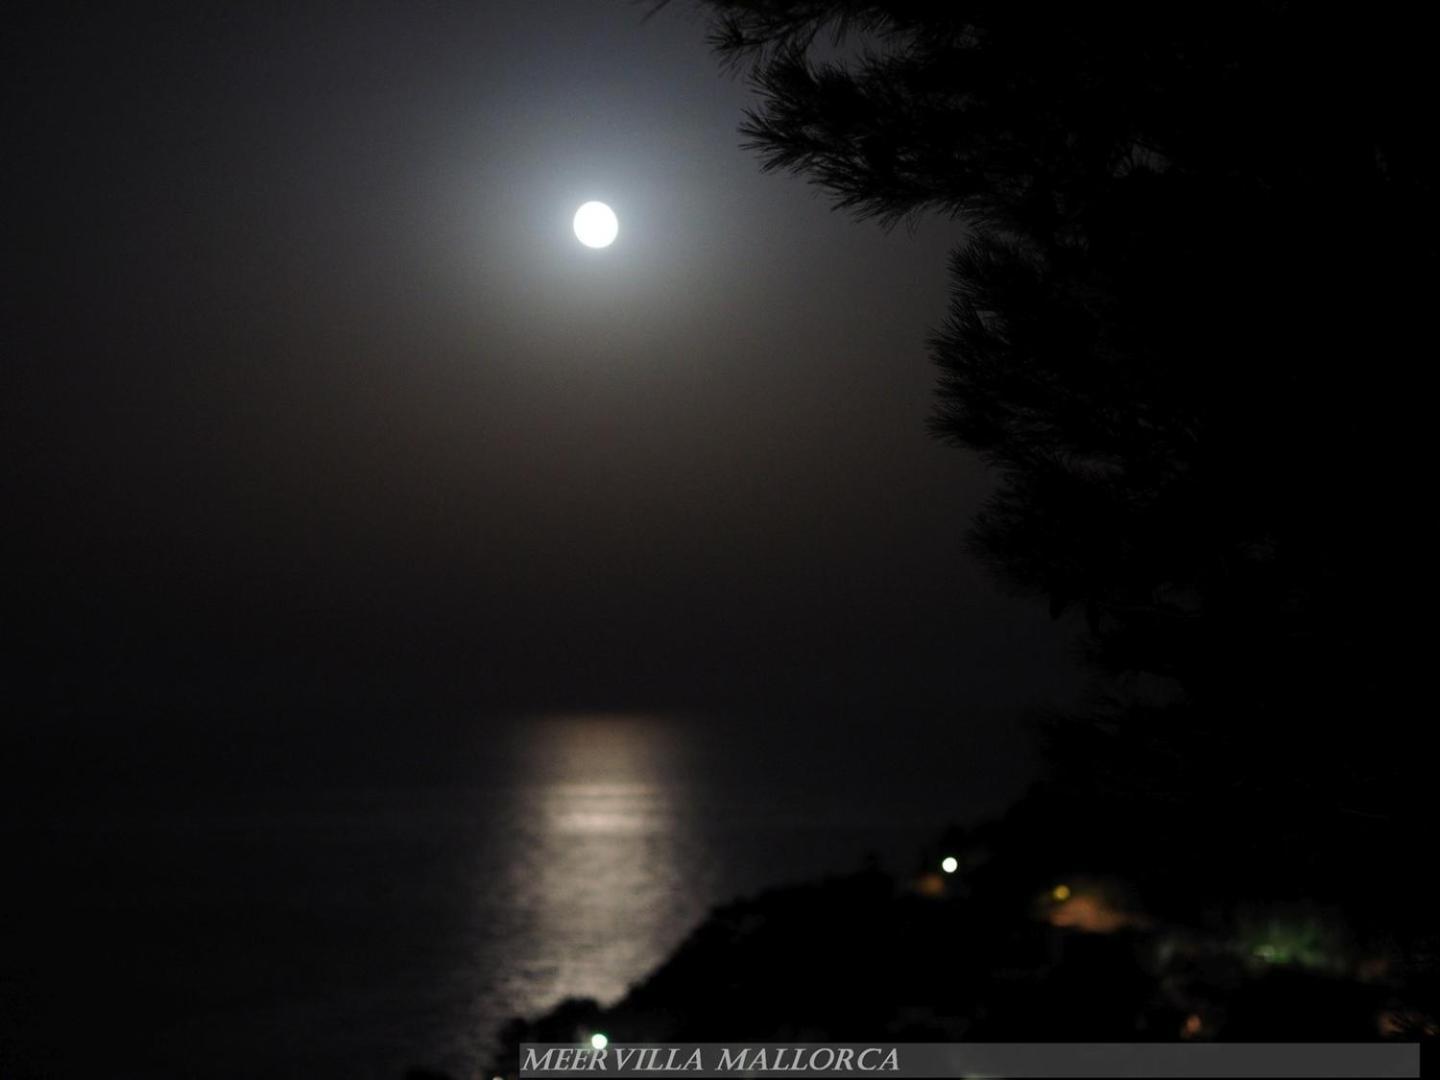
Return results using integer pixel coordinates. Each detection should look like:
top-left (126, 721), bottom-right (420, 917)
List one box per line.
top-left (488, 715), bottom-right (703, 1016)
top-left (453, 709), bottom-right (1026, 1067)
top-left (11, 711), bottom-right (1022, 1076)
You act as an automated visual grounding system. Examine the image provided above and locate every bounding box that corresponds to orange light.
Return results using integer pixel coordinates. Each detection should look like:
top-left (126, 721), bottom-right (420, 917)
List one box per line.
top-left (1046, 893), bottom-right (1132, 934)
top-left (915, 872), bottom-right (946, 898)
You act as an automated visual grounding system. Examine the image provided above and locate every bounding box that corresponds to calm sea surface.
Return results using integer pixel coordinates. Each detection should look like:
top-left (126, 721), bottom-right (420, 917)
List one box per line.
top-left (3, 712), bottom-right (1031, 1079)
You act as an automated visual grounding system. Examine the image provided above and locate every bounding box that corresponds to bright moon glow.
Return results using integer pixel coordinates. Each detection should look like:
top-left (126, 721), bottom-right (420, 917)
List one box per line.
top-left (590, 1033), bottom-right (609, 1050)
top-left (573, 201), bottom-right (618, 248)
top-left (941, 856), bottom-right (959, 874)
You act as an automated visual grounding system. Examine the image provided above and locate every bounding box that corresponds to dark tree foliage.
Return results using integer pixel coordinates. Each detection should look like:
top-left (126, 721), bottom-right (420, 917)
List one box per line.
top-left (687, 0), bottom-right (1436, 914)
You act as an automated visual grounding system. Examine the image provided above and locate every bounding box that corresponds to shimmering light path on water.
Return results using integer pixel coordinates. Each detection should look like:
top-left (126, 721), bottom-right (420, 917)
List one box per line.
top-left (5, 711), bottom-right (1030, 1078)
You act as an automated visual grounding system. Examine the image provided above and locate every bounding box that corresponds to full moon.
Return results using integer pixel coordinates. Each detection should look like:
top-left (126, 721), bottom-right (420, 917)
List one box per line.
top-left (573, 201), bottom-right (618, 249)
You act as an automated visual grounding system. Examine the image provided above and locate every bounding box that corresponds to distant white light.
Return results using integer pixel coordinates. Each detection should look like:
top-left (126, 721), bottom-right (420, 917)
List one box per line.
top-left (941, 856), bottom-right (959, 874)
top-left (590, 1033), bottom-right (609, 1051)
top-left (573, 201), bottom-right (618, 248)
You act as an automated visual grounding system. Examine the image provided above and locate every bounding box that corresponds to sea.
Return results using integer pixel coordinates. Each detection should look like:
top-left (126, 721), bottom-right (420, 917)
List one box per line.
top-left (2, 710), bottom-right (1032, 1079)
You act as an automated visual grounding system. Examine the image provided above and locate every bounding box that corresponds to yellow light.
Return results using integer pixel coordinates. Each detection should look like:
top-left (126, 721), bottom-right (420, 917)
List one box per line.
top-left (941, 856), bottom-right (959, 874)
top-left (1051, 884), bottom-right (1071, 902)
top-left (590, 1033), bottom-right (609, 1051)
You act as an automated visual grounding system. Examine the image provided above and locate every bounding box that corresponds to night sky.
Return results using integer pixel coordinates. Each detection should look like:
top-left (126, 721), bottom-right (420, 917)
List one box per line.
top-left (5, 1), bottom-right (1078, 738)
